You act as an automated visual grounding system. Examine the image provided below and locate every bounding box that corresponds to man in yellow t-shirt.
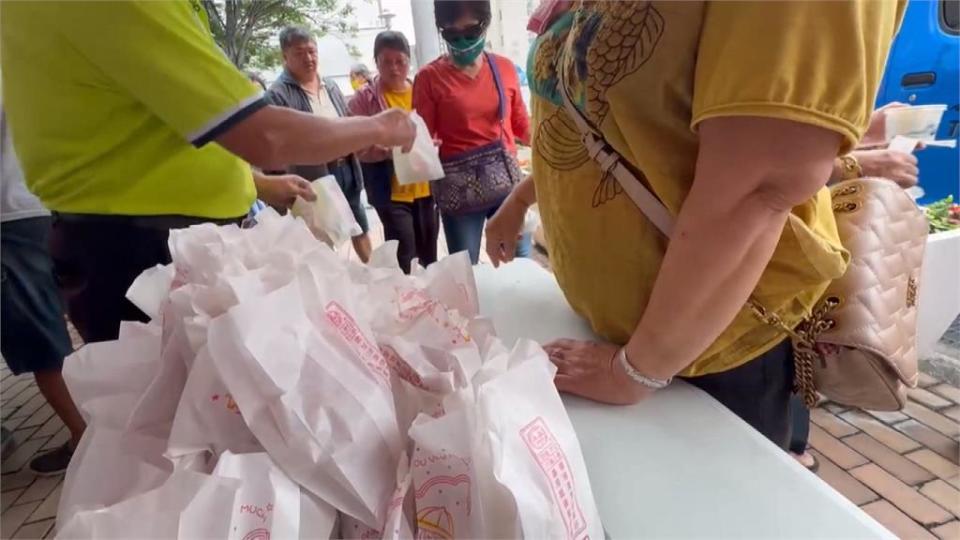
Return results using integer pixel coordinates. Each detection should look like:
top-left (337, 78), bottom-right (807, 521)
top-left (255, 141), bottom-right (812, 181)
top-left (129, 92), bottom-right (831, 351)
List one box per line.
top-left (349, 31), bottom-right (439, 274)
top-left (485, 1), bottom-right (906, 447)
top-left (1, 1), bottom-right (414, 343)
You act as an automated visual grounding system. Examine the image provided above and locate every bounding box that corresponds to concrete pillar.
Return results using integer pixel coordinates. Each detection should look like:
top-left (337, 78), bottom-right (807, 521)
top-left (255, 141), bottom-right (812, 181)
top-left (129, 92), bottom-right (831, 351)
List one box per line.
top-left (410, 0), bottom-right (442, 67)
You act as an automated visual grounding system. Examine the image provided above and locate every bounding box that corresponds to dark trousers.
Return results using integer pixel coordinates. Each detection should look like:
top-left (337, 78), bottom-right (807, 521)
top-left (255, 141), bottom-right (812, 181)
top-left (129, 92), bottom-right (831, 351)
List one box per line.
top-left (375, 197), bottom-right (440, 274)
top-left (1, 217), bottom-right (72, 375)
top-left (48, 214), bottom-right (238, 343)
top-left (685, 340), bottom-right (795, 449)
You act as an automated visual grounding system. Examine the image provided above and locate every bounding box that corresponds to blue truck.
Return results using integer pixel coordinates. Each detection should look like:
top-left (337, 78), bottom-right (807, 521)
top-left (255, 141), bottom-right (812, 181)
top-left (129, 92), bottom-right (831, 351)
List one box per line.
top-left (877, 0), bottom-right (960, 204)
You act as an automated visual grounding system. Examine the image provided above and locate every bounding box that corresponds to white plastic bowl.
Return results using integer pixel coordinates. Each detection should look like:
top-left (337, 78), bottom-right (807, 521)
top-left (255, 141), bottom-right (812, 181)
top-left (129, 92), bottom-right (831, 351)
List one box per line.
top-left (885, 104), bottom-right (947, 141)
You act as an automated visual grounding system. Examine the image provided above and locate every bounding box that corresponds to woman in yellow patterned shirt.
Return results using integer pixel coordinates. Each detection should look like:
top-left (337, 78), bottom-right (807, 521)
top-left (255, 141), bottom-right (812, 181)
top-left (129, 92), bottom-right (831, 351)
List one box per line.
top-left (486, 0), bottom-right (906, 448)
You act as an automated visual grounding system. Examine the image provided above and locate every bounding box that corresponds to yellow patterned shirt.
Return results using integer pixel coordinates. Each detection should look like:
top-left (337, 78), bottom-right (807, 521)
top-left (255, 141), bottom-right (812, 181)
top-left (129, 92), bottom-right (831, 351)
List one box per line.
top-left (528, 0), bottom-right (905, 376)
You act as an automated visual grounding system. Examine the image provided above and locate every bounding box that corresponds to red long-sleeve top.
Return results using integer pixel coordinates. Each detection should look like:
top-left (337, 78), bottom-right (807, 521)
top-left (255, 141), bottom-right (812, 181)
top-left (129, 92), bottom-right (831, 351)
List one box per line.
top-left (413, 53), bottom-right (530, 160)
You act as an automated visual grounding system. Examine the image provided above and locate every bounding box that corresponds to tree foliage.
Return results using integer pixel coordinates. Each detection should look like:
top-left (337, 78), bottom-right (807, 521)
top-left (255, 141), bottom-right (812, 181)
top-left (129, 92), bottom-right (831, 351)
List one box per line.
top-left (201, 0), bottom-right (361, 70)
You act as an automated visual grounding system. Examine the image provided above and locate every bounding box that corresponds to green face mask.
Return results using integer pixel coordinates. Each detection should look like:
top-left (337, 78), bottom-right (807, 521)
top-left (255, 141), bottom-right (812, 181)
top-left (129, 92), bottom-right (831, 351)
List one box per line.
top-left (446, 35), bottom-right (486, 66)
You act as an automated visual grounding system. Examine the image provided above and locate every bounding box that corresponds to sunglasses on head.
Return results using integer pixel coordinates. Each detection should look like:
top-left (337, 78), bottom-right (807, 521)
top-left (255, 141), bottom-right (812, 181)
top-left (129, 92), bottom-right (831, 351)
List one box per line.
top-left (440, 23), bottom-right (486, 42)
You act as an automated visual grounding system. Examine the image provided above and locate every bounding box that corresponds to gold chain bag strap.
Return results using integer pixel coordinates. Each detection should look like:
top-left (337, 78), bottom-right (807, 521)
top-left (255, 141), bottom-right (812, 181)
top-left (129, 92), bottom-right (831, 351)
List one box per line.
top-left (558, 72), bottom-right (927, 411)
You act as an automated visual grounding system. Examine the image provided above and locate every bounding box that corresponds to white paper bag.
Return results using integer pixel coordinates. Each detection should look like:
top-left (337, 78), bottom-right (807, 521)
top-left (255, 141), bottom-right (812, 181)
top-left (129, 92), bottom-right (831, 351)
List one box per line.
top-left (213, 452), bottom-right (301, 540)
top-left (207, 280), bottom-right (402, 527)
top-left (477, 341), bottom-right (604, 540)
top-left (57, 470), bottom-right (239, 539)
top-left (166, 346), bottom-right (261, 460)
top-left (392, 112), bottom-right (444, 186)
top-left (291, 175), bottom-right (362, 247)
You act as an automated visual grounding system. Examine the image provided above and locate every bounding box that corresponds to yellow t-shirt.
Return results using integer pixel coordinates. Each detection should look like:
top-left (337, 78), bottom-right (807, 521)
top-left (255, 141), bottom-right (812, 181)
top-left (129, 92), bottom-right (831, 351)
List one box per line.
top-left (0, 0), bottom-right (259, 219)
top-left (383, 88), bottom-right (431, 203)
top-left (528, 0), bottom-right (905, 376)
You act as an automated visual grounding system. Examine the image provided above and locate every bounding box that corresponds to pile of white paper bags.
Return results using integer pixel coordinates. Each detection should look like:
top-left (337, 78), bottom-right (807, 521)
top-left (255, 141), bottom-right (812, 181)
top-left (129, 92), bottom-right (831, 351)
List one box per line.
top-left (54, 209), bottom-right (602, 540)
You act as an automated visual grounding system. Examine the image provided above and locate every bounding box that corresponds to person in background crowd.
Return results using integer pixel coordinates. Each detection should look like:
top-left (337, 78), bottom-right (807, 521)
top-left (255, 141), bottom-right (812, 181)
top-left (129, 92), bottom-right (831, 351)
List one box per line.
top-left (266, 26), bottom-right (374, 263)
top-left (1, 104), bottom-right (86, 475)
top-left (414, 0), bottom-right (532, 265)
top-left (485, 0), bottom-right (905, 447)
top-left (1, 2), bottom-right (413, 346)
top-left (350, 63), bottom-right (374, 93)
top-left (788, 102), bottom-right (925, 471)
top-left (350, 31), bottom-right (439, 274)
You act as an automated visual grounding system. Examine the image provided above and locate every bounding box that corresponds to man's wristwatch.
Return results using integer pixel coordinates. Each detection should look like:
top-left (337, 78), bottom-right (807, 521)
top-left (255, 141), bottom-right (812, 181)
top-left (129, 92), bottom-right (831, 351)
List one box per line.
top-left (617, 348), bottom-right (672, 390)
top-left (838, 154), bottom-right (863, 180)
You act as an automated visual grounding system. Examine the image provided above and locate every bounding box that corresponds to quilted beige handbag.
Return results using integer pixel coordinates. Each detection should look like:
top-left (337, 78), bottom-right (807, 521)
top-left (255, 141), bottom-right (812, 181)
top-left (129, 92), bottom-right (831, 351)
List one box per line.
top-left (559, 82), bottom-right (928, 412)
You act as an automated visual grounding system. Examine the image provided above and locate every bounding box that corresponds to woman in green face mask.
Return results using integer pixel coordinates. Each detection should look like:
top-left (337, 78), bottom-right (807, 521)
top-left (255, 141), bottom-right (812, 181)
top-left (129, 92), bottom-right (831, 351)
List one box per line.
top-left (412, 0), bottom-right (532, 265)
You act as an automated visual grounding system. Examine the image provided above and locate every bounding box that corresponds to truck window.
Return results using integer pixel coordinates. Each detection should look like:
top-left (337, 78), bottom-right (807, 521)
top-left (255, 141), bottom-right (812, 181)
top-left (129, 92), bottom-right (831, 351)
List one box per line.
top-left (944, 0), bottom-right (960, 34)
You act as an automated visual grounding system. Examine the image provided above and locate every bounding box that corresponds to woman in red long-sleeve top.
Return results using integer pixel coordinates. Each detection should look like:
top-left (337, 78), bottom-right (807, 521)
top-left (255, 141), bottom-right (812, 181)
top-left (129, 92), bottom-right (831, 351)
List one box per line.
top-left (413, 0), bottom-right (531, 264)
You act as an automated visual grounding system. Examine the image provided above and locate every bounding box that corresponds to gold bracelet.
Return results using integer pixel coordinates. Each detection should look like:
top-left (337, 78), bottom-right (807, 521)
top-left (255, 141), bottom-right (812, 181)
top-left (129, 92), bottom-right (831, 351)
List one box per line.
top-left (838, 154), bottom-right (863, 180)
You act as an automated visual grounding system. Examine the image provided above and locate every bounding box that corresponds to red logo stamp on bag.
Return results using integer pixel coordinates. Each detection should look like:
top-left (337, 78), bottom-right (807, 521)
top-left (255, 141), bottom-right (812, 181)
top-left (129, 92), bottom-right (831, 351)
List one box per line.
top-left (324, 301), bottom-right (391, 387)
top-left (521, 417), bottom-right (588, 540)
top-left (380, 345), bottom-right (426, 390)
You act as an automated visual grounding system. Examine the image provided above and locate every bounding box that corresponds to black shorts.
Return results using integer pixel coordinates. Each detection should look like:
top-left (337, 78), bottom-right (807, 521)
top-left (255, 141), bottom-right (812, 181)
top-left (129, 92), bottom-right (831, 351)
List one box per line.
top-left (329, 161), bottom-right (370, 235)
top-left (0, 217), bottom-right (72, 375)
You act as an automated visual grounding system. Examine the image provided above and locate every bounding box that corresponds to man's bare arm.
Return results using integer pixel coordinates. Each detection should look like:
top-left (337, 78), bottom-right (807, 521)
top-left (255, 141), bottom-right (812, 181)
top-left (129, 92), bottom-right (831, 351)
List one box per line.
top-left (216, 106), bottom-right (414, 170)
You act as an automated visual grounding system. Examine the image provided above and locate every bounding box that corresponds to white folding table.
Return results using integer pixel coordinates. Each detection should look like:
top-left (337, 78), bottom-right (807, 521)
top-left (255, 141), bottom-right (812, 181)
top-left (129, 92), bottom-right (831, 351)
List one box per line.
top-left (475, 260), bottom-right (892, 539)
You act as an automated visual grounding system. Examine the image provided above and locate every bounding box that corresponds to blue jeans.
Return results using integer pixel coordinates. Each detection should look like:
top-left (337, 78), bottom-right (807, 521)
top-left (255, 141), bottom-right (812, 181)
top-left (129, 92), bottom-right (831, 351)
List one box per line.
top-left (441, 202), bottom-right (532, 264)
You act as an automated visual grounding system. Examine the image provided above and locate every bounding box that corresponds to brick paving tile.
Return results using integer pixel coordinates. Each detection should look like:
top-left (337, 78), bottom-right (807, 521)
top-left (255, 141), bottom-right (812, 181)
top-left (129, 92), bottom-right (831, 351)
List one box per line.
top-left (41, 427), bottom-right (70, 452)
top-left (930, 384), bottom-right (960, 406)
top-left (907, 449), bottom-right (960, 488)
top-left (910, 388), bottom-right (954, 411)
top-left (932, 520), bottom-right (960, 540)
top-left (1, 375), bottom-right (30, 394)
top-left (895, 420), bottom-right (960, 464)
top-left (8, 395), bottom-right (48, 428)
top-left (903, 402), bottom-right (960, 439)
top-left (868, 409), bottom-right (910, 424)
top-left (16, 405), bottom-right (55, 431)
top-left (809, 424), bottom-right (869, 469)
top-left (12, 518), bottom-right (54, 539)
top-left (0, 501), bottom-right (42, 539)
top-left (2, 382), bottom-right (36, 412)
top-left (1, 438), bottom-right (48, 474)
top-left (1, 488), bottom-right (24, 512)
top-left (810, 407), bottom-right (859, 438)
top-left (861, 500), bottom-right (938, 540)
top-left (27, 480), bottom-right (62, 523)
top-left (920, 480), bottom-right (960, 519)
top-left (851, 463), bottom-right (954, 526)
top-left (2, 470), bottom-right (38, 492)
top-left (841, 410), bottom-right (922, 453)
top-left (14, 476), bottom-right (61, 506)
top-left (31, 415), bottom-right (65, 440)
top-left (844, 433), bottom-right (935, 486)
top-left (919, 372), bottom-right (941, 388)
top-left (11, 425), bottom-right (40, 447)
top-left (823, 402), bottom-right (850, 415)
top-left (943, 407), bottom-right (960, 423)
top-left (810, 450), bottom-right (879, 506)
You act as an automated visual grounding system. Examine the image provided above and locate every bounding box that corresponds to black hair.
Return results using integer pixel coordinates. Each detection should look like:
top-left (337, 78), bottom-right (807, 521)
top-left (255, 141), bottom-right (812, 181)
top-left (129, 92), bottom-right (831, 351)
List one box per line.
top-left (373, 30), bottom-right (411, 60)
top-left (433, 0), bottom-right (492, 30)
top-left (279, 26), bottom-right (314, 50)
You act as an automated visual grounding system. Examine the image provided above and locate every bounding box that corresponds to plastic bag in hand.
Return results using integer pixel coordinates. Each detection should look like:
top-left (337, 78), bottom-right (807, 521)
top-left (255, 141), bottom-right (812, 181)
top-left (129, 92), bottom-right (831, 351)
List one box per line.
top-left (291, 175), bottom-right (362, 247)
top-left (392, 112), bottom-right (444, 186)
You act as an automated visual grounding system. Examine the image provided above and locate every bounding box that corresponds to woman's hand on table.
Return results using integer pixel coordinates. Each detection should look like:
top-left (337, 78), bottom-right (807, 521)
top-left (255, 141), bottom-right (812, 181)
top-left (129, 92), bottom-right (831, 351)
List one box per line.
top-left (545, 339), bottom-right (654, 405)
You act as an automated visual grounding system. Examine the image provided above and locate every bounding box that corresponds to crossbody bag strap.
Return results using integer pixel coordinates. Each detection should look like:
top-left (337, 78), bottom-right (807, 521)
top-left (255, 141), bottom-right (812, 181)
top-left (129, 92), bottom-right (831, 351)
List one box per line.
top-left (557, 63), bottom-right (674, 237)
